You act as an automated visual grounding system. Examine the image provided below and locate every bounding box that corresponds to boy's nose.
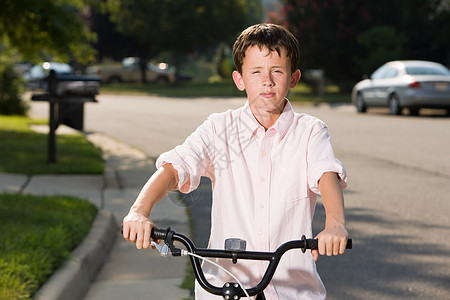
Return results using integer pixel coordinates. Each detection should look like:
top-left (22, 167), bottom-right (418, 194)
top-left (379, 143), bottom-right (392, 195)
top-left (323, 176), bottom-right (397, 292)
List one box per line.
top-left (263, 73), bottom-right (275, 86)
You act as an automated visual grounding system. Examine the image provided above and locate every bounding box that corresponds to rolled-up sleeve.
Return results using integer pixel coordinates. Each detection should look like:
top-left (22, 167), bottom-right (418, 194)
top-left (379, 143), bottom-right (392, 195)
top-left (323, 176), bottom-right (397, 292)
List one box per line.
top-left (156, 117), bottom-right (216, 193)
top-left (307, 123), bottom-right (347, 194)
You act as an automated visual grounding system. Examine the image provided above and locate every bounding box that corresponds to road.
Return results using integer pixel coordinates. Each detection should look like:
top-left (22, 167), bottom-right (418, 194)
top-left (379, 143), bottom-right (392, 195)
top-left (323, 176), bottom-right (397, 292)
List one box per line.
top-left (31, 94), bottom-right (450, 299)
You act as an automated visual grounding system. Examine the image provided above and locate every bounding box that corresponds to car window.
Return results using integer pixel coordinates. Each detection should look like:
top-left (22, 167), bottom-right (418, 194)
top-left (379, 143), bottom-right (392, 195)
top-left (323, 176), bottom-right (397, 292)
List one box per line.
top-left (371, 66), bottom-right (387, 79)
top-left (406, 66), bottom-right (450, 76)
top-left (371, 66), bottom-right (398, 79)
top-left (51, 64), bottom-right (72, 73)
top-left (123, 57), bottom-right (139, 70)
top-left (383, 67), bottom-right (399, 78)
top-left (29, 66), bottom-right (44, 77)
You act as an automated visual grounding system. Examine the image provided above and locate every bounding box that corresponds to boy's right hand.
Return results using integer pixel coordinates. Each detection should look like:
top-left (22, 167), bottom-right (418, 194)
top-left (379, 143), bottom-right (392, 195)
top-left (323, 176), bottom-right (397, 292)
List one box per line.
top-left (122, 212), bottom-right (157, 250)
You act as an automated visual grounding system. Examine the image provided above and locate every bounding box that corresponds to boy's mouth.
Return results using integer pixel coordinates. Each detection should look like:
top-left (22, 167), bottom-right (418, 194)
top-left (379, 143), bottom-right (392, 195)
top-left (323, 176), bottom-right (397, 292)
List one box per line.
top-left (260, 92), bottom-right (276, 99)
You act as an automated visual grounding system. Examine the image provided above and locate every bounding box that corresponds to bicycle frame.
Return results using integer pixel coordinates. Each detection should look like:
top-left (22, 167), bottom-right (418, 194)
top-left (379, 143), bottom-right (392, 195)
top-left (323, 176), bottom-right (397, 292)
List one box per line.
top-left (151, 227), bottom-right (352, 299)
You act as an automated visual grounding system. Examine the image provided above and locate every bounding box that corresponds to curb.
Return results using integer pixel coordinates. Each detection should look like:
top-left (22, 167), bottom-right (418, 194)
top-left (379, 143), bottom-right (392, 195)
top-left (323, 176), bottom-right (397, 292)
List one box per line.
top-left (34, 210), bottom-right (118, 300)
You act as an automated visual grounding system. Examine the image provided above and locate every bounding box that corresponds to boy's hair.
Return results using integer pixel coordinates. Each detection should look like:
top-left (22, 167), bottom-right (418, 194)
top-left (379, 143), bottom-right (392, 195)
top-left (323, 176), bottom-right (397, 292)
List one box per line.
top-left (232, 23), bottom-right (300, 74)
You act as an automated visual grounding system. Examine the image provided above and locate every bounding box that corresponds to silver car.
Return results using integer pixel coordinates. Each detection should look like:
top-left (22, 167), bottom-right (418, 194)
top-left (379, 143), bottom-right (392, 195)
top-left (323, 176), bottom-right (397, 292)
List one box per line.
top-left (352, 60), bottom-right (450, 115)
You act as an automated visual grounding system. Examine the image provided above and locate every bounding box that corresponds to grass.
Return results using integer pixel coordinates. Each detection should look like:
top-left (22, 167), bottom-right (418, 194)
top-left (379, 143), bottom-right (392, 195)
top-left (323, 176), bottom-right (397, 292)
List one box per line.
top-left (100, 80), bottom-right (246, 98)
top-left (99, 80), bottom-right (351, 104)
top-left (289, 83), bottom-right (351, 104)
top-left (0, 115), bottom-right (102, 298)
top-left (0, 115), bottom-right (104, 174)
top-left (0, 193), bottom-right (98, 299)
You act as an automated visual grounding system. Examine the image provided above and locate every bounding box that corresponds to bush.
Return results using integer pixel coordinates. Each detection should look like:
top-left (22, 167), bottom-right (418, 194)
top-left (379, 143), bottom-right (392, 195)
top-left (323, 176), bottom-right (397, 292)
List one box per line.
top-left (0, 62), bottom-right (28, 115)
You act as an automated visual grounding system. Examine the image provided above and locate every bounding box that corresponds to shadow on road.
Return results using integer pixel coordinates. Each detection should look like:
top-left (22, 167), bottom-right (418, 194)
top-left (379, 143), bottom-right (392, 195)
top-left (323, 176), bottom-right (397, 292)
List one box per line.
top-left (313, 202), bottom-right (450, 300)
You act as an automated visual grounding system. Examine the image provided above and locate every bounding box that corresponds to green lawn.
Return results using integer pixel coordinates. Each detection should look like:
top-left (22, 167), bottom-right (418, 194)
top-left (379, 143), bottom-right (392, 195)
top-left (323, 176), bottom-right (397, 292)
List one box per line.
top-left (99, 80), bottom-right (351, 104)
top-left (0, 114), bottom-right (103, 299)
top-left (100, 80), bottom-right (246, 98)
top-left (0, 115), bottom-right (103, 174)
top-left (0, 193), bottom-right (98, 299)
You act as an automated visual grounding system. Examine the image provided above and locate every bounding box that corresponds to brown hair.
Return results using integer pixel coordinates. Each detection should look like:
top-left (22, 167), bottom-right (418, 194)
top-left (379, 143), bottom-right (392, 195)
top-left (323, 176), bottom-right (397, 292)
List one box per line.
top-left (232, 23), bottom-right (300, 74)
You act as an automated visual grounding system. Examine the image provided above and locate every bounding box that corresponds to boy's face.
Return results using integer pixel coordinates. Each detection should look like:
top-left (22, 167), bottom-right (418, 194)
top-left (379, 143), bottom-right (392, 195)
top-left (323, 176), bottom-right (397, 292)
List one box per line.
top-left (233, 46), bottom-right (301, 118)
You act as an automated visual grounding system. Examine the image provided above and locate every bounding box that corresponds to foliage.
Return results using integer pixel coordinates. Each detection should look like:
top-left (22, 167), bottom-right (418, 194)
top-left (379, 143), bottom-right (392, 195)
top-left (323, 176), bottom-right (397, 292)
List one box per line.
top-left (0, 115), bottom-right (104, 174)
top-left (0, 0), bottom-right (97, 64)
top-left (0, 48), bottom-right (28, 115)
top-left (103, 0), bottom-right (248, 82)
top-left (245, 0), bottom-right (264, 26)
top-left (355, 26), bottom-right (407, 74)
top-left (271, 0), bottom-right (450, 83)
top-left (0, 193), bottom-right (97, 299)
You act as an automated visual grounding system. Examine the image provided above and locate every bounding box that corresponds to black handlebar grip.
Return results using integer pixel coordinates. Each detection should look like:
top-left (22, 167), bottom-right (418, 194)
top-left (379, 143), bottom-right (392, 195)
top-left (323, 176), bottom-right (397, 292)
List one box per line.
top-left (307, 238), bottom-right (353, 250)
top-left (151, 227), bottom-right (168, 240)
top-left (120, 224), bottom-right (168, 240)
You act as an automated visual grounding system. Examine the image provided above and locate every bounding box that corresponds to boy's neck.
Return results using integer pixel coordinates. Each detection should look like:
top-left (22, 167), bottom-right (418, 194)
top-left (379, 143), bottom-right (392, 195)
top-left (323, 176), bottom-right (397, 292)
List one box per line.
top-left (250, 99), bottom-right (286, 131)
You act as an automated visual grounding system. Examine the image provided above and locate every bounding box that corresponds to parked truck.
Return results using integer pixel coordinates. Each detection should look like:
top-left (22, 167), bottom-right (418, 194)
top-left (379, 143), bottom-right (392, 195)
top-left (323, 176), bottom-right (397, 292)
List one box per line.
top-left (86, 57), bottom-right (176, 84)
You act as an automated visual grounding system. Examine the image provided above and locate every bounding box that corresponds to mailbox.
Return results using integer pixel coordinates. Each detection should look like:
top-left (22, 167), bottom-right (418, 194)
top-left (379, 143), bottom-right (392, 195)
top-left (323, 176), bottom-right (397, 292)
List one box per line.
top-left (31, 70), bottom-right (100, 163)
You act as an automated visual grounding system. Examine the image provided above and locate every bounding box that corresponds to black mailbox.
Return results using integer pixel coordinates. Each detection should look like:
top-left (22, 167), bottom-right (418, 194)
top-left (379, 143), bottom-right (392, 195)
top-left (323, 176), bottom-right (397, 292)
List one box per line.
top-left (31, 70), bottom-right (100, 163)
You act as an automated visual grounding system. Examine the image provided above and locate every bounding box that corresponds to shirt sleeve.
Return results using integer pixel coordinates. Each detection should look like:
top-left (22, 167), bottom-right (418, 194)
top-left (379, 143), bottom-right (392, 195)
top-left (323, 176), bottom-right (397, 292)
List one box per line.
top-left (307, 122), bottom-right (347, 194)
top-left (156, 117), bottom-right (216, 193)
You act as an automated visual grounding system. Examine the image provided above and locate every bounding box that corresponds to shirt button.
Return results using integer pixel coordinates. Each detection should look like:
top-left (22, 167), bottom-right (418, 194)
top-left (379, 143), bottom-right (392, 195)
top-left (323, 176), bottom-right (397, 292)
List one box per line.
top-left (262, 151), bottom-right (267, 156)
top-left (259, 203), bottom-right (264, 209)
top-left (260, 177), bottom-right (265, 182)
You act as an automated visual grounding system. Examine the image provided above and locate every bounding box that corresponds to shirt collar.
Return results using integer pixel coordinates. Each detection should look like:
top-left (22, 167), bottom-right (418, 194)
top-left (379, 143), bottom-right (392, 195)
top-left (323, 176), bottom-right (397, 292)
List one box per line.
top-left (240, 99), bottom-right (294, 143)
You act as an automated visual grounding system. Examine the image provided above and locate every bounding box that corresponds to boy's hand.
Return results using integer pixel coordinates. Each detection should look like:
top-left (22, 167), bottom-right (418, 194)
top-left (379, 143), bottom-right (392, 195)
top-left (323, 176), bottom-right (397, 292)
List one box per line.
top-left (311, 225), bottom-right (348, 262)
top-left (122, 212), bottom-right (158, 250)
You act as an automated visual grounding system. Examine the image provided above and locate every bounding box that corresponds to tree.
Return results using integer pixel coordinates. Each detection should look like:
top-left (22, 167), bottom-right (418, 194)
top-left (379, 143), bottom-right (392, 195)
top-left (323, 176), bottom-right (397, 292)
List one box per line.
top-left (104, 0), bottom-right (162, 82)
top-left (0, 0), bottom-right (97, 64)
top-left (0, 0), bottom-right (97, 115)
top-left (355, 26), bottom-right (406, 75)
top-left (105, 0), bottom-right (249, 82)
top-left (271, 0), bottom-right (450, 86)
top-left (271, 0), bottom-right (374, 84)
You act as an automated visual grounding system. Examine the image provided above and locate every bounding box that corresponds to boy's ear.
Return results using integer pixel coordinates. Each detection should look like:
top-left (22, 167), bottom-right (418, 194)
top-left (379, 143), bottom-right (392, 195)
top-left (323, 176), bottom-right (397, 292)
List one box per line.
top-left (232, 71), bottom-right (245, 91)
top-left (290, 69), bottom-right (301, 88)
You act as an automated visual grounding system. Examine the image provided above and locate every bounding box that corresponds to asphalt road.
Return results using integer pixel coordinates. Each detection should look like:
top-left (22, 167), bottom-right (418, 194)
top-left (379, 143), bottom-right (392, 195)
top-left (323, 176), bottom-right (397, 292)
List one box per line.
top-left (31, 94), bottom-right (450, 299)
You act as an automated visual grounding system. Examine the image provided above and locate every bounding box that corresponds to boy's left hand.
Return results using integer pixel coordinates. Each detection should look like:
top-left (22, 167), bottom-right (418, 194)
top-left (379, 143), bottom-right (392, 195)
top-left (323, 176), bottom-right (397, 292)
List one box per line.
top-left (311, 225), bottom-right (348, 262)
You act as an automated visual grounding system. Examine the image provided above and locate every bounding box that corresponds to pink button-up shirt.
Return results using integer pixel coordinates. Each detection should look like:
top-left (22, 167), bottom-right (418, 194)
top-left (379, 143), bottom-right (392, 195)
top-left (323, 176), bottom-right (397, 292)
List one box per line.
top-left (156, 100), bottom-right (347, 299)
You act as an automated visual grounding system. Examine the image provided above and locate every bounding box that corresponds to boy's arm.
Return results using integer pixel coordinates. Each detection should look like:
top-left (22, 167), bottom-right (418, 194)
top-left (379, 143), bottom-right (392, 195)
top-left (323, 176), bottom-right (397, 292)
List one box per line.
top-left (312, 172), bottom-right (348, 261)
top-left (122, 163), bottom-right (179, 249)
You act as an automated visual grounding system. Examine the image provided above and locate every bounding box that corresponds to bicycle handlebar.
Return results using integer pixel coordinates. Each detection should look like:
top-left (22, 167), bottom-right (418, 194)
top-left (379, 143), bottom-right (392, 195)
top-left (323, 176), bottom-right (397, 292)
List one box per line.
top-left (151, 227), bottom-right (352, 252)
top-left (150, 227), bottom-right (352, 299)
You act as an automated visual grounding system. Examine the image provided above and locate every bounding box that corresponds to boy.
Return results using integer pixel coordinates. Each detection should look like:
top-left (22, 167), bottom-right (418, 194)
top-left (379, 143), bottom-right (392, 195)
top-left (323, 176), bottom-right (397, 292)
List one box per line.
top-left (122, 23), bottom-right (349, 299)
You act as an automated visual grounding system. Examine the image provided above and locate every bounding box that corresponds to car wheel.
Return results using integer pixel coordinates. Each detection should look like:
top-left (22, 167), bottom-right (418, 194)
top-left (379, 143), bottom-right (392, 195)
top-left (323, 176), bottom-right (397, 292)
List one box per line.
top-left (356, 93), bottom-right (367, 113)
top-left (389, 94), bottom-right (402, 115)
top-left (408, 107), bottom-right (420, 116)
top-left (108, 76), bottom-right (122, 84)
top-left (156, 76), bottom-right (169, 84)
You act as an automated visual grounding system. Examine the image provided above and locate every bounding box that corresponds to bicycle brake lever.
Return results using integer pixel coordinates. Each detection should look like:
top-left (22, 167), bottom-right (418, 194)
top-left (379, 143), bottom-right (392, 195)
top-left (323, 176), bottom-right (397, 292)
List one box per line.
top-left (151, 240), bottom-right (169, 256)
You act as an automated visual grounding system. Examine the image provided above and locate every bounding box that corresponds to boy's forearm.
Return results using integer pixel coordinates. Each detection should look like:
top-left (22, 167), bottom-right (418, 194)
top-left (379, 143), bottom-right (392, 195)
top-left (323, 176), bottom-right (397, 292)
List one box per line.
top-left (313, 172), bottom-right (348, 260)
top-left (129, 164), bottom-right (179, 217)
top-left (318, 172), bottom-right (346, 228)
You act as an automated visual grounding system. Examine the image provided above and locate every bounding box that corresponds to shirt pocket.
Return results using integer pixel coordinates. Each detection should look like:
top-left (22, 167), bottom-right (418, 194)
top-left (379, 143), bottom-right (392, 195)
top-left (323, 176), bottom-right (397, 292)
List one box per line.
top-left (275, 183), bottom-right (308, 203)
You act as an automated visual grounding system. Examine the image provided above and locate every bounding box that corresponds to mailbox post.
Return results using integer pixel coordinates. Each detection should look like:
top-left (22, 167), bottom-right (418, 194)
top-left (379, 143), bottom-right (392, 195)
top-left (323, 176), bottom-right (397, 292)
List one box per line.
top-left (31, 70), bottom-right (100, 163)
top-left (304, 69), bottom-right (325, 98)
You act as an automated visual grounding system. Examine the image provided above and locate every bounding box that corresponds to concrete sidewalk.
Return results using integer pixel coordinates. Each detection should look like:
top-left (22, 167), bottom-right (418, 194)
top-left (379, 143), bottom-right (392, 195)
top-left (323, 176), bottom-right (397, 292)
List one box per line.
top-left (0, 132), bottom-right (191, 300)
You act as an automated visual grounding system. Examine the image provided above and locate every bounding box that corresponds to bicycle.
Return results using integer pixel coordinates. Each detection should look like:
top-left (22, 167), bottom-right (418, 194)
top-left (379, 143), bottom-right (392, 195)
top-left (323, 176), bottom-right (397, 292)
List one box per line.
top-left (147, 226), bottom-right (352, 300)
